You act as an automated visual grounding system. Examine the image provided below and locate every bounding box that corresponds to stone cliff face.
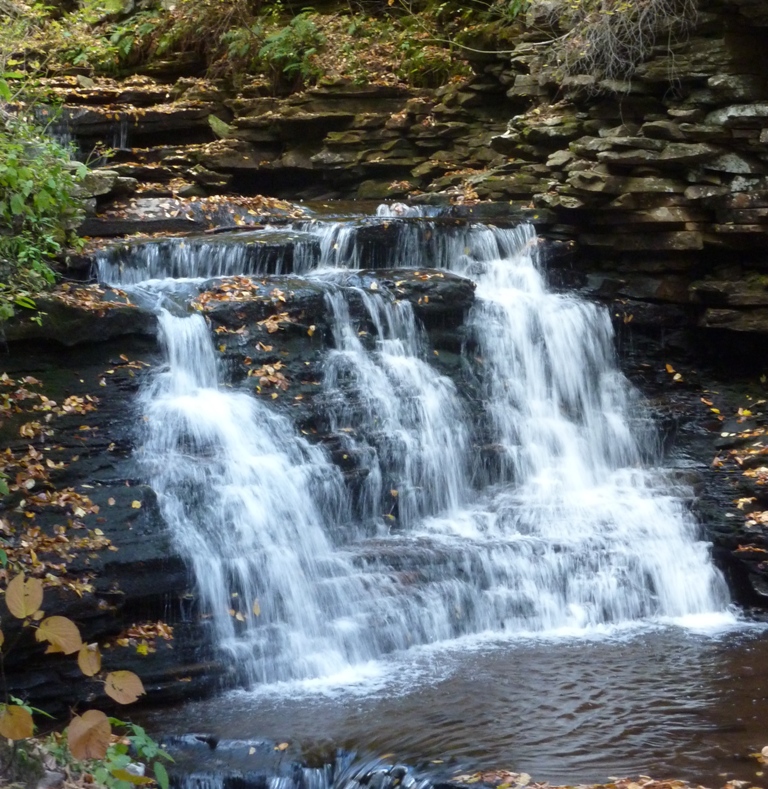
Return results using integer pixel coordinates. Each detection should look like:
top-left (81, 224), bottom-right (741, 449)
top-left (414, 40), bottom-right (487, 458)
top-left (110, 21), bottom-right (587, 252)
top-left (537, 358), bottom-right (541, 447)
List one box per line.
top-left (56, 0), bottom-right (768, 343)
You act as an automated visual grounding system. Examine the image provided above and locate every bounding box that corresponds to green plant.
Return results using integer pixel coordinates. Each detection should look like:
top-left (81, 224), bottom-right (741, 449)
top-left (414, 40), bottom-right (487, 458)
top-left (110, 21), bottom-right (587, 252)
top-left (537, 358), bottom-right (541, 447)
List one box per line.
top-left (258, 13), bottom-right (326, 92)
top-left (0, 92), bottom-right (85, 322)
top-left (0, 574), bottom-right (166, 786)
top-left (396, 36), bottom-right (469, 87)
top-left (41, 719), bottom-right (172, 789)
top-left (151, 0), bottom-right (261, 76)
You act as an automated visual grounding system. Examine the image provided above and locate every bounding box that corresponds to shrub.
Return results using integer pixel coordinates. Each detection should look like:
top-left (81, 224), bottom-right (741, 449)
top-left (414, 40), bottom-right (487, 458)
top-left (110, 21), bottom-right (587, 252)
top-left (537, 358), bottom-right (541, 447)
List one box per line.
top-left (0, 90), bottom-right (85, 322)
top-left (396, 37), bottom-right (470, 87)
top-left (551, 0), bottom-right (697, 83)
top-left (258, 13), bottom-right (326, 93)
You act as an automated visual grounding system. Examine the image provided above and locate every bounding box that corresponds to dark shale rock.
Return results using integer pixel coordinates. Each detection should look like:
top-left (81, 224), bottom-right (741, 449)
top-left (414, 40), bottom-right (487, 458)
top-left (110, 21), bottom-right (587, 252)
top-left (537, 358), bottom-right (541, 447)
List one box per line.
top-left (0, 336), bottom-right (226, 715)
top-left (3, 293), bottom-right (157, 346)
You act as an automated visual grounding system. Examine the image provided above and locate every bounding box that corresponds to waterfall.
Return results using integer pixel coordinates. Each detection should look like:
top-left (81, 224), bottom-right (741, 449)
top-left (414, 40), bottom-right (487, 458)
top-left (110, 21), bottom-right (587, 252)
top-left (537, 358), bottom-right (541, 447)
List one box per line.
top-left (321, 282), bottom-right (469, 528)
top-left (140, 311), bottom-right (357, 683)
top-left (109, 211), bottom-right (730, 686)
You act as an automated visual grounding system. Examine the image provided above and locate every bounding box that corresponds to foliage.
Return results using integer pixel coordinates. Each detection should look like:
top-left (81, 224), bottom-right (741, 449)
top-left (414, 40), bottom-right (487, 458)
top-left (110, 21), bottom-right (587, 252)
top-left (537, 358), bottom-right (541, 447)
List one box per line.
top-left (0, 93), bottom-right (85, 323)
top-left (258, 12), bottom-right (326, 92)
top-left (396, 36), bottom-right (465, 87)
top-left (151, 0), bottom-right (259, 76)
top-left (5, 0), bottom-right (471, 92)
top-left (45, 717), bottom-right (172, 789)
top-left (0, 574), bottom-right (171, 788)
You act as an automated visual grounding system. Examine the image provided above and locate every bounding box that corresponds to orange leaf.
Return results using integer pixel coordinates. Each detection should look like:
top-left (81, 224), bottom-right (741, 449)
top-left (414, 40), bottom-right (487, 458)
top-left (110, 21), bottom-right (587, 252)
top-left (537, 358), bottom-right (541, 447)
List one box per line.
top-left (0, 705), bottom-right (34, 740)
top-left (104, 670), bottom-right (145, 704)
top-left (77, 643), bottom-right (102, 677)
top-left (5, 574), bottom-right (43, 619)
top-left (68, 709), bottom-right (111, 760)
top-left (36, 616), bottom-right (83, 655)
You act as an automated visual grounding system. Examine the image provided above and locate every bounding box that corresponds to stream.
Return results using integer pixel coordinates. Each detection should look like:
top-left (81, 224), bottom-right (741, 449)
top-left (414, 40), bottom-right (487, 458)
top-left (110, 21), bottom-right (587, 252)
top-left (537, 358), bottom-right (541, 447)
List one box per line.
top-left (96, 206), bottom-right (766, 788)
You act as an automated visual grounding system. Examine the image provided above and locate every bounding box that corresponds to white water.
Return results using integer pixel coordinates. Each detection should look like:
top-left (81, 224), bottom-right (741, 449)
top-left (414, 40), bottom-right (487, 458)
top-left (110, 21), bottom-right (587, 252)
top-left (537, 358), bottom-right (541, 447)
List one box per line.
top-left (321, 283), bottom-right (469, 528)
top-left (99, 231), bottom-right (320, 286)
top-left (112, 211), bottom-right (731, 686)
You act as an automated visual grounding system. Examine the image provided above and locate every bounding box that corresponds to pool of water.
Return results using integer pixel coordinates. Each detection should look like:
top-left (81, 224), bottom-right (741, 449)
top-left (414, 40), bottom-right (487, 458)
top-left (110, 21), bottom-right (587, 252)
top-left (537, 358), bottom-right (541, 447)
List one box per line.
top-left (143, 622), bottom-right (768, 787)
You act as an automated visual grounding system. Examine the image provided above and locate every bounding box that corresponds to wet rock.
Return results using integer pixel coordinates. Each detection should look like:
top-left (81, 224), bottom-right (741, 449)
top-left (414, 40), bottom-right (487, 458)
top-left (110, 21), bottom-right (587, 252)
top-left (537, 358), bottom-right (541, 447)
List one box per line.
top-left (3, 290), bottom-right (157, 346)
top-left (0, 336), bottom-right (226, 714)
top-left (80, 215), bottom-right (205, 236)
top-left (581, 230), bottom-right (703, 252)
top-left (690, 278), bottom-right (768, 307)
top-left (699, 307), bottom-right (768, 331)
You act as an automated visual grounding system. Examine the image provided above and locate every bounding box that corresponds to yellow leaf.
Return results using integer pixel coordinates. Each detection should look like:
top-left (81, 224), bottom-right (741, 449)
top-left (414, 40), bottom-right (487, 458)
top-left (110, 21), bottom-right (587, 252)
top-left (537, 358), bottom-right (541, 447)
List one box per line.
top-left (36, 616), bottom-right (83, 655)
top-left (249, 746), bottom-right (256, 755)
top-left (0, 704), bottom-right (34, 740)
top-left (78, 643), bottom-right (102, 676)
top-left (108, 498), bottom-right (115, 506)
top-left (131, 500), bottom-right (141, 509)
top-left (307, 325), bottom-right (316, 337)
top-left (104, 670), bottom-right (145, 704)
top-left (235, 612), bottom-right (245, 622)
top-left (136, 642), bottom-right (149, 656)
top-left (711, 408), bottom-right (721, 414)
top-left (0, 629), bottom-right (3, 647)
top-left (252, 599), bottom-right (261, 616)
top-left (5, 574), bottom-right (44, 619)
top-left (68, 709), bottom-right (111, 760)
top-left (276, 742), bottom-right (289, 751)
top-left (665, 363), bottom-right (675, 374)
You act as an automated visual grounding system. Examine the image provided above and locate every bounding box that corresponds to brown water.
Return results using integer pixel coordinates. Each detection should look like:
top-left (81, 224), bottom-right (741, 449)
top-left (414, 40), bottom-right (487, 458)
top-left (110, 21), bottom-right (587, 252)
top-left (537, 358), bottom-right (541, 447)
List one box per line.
top-left (144, 624), bottom-right (768, 787)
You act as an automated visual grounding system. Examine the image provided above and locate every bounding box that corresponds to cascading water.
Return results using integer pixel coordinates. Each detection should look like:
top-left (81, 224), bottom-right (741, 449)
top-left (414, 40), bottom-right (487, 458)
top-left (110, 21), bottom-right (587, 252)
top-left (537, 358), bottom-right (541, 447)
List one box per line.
top-left (100, 209), bottom-right (731, 688)
top-left (321, 283), bottom-right (469, 528)
top-left (140, 310), bottom-right (360, 683)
